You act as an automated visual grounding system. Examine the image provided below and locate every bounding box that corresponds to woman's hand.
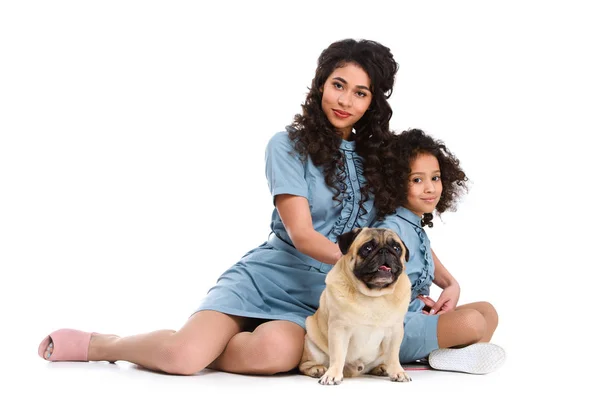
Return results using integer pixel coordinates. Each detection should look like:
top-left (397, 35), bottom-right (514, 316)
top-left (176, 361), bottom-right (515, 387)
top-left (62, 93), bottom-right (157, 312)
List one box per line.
top-left (418, 283), bottom-right (460, 315)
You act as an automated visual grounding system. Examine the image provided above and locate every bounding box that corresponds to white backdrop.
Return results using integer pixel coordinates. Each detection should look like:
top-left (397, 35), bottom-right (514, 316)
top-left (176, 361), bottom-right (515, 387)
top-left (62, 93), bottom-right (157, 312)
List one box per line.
top-left (1, 0), bottom-right (598, 398)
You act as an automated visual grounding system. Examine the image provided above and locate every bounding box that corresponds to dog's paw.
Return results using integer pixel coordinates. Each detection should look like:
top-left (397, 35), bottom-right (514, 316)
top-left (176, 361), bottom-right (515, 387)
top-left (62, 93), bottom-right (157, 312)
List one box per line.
top-left (388, 369), bottom-right (411, 382)
top-left (319, 368), bottom-right (343, 385)
top-left (305, 365), bottom-right (327, 378)
top-left (369, 364), bottom-right (387, 376)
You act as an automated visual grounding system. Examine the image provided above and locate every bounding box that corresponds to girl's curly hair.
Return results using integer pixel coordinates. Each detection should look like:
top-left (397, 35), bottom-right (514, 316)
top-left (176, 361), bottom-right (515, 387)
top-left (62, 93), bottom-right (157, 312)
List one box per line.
top-left (287, 39), bottom-right (400, 218)
top-left (391, 129), bottom-right (469, 227)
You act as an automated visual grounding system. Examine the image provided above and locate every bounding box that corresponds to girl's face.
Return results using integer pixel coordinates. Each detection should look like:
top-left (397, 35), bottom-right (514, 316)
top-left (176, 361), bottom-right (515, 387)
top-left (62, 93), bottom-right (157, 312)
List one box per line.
top-left (405, 153), bottom-right (443, 216)
top-left (321, 63), bottom-right (372, 140)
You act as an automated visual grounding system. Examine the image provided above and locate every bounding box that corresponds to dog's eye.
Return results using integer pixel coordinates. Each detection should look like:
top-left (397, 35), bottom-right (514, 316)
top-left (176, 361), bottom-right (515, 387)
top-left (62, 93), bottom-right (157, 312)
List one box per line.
top-left (360, 240), bottom-right (377, 257)
top-left (360, 244), bottom-right (374, 256)
top-left (393, 245), bottom-right (400, 252)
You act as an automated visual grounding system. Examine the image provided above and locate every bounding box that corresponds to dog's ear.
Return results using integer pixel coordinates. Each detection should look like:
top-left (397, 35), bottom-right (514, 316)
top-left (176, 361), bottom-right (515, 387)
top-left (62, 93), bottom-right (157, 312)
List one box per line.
top-left (404, 243), bottom-right (410, 262)
top-left (337, 228), bottom-right (362, 255)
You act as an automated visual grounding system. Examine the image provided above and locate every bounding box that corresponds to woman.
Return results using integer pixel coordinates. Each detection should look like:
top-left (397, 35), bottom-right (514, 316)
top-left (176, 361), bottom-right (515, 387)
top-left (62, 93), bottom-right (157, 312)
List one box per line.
top-left (38, 38), bottom-right (402, 375)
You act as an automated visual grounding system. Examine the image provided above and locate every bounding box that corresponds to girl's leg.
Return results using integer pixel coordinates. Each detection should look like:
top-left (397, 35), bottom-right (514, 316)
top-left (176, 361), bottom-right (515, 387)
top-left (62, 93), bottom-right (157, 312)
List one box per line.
top-left (428, 301), bottom-right (504, 374)
top-left (454, 301), bottom-right (499, 342)
top-left (209, 320), bottom-right (306, 375)
top-left (43, 310), bottom-right (245, 375)
top-left (437, 301), bottom-right (499, 348)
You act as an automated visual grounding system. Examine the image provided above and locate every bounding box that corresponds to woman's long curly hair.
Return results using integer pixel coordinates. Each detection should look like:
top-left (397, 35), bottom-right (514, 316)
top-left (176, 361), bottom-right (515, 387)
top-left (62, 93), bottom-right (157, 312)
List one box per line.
top-left (287, 39), bottom-right (400, 218)
top-left (391, 129), bottom-right (469, 227)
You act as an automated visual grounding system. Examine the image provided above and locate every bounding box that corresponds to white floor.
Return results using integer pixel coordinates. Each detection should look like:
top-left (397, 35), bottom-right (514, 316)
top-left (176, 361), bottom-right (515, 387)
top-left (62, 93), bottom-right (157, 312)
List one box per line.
top-left (3, 335), bottom-right (586, 400)
top-left (10, 356), bottom-right (515, 400)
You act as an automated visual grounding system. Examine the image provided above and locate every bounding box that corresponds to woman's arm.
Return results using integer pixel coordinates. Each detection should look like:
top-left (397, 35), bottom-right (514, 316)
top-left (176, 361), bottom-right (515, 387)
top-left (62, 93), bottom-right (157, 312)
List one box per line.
top-left (276, 194), bottom-right (342, 265)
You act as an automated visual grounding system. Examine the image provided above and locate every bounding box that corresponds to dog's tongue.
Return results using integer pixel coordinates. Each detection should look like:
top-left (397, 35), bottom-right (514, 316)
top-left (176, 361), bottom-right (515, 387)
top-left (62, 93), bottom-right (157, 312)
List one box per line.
top-left (378, 265), bottom-right (391, 272)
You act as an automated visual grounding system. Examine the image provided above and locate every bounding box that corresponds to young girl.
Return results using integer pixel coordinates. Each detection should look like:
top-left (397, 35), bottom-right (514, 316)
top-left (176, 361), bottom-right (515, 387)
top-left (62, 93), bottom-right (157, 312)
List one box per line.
top-left (374, 128), bottom-right (505, 374)
top-left (38, 38), bottom-right (404, 375)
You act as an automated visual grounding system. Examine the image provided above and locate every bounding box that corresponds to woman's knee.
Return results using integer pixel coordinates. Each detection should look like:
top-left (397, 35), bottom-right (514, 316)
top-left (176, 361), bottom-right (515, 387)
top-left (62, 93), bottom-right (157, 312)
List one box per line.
top-left (154, 338), bottom-right (210, 375)
top-left (251, 323), bottom-right (305, 374)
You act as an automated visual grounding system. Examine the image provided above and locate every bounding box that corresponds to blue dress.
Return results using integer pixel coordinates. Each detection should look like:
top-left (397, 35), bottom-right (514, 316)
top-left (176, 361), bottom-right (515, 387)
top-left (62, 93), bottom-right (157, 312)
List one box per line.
top-left (373, 206), bottom-right (440, 362)
top-left (195, 131), bottom-right (439, 362)
top-left (195, 131), bottom-right (376, 327)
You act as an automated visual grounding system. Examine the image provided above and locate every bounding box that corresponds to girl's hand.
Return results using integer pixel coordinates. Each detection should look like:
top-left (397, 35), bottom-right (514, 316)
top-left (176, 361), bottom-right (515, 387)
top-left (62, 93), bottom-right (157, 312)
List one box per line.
top-left (418, 283), bottom-right (460, 315)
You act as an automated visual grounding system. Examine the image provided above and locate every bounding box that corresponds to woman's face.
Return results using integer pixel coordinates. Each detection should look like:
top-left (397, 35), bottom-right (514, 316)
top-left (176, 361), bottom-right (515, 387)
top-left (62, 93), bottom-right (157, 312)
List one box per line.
top-left (321, 63), bottom-right (372, 140)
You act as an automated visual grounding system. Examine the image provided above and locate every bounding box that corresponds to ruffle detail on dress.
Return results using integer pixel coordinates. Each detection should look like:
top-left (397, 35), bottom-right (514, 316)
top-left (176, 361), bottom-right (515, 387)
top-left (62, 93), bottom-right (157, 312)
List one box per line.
top-left (411, 225), bottom-right (435, 301)
top-left (329, 154), bottom-right (372, 239)
top-left (352, 156), bottom-right (371, 227)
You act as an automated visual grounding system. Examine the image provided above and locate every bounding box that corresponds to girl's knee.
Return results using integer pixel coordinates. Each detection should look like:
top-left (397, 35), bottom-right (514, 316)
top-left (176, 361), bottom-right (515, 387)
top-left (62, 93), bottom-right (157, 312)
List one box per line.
top-left (461, 309), bottom-right (487, 343)
top-left (471, 301), bottom-right (499, 333)
top-left (481, 301), bottom-right (499, 326)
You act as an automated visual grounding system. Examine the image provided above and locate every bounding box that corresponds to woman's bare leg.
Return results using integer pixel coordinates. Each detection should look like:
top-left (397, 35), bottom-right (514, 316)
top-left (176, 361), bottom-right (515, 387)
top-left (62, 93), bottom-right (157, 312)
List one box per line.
top-left (44, 310), bottom-right (244, 375)
top-left (209, 320), bottom-right (305, 375)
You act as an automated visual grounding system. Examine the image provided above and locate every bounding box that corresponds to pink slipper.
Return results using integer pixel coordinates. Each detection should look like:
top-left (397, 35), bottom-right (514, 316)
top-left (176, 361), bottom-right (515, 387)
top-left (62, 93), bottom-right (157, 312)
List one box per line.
top-left (38, 329), bottom-right (93, 361)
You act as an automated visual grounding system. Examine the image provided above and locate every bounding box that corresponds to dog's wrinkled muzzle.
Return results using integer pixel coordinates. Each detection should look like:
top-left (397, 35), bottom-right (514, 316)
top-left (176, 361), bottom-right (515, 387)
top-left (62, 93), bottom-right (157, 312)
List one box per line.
top-left (355, 248), bottom-right (402, 288)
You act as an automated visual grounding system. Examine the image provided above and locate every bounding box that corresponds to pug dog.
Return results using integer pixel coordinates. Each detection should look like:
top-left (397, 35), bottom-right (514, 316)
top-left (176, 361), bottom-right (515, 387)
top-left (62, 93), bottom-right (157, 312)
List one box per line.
top-left (299, 227), bottom-right (412, 385)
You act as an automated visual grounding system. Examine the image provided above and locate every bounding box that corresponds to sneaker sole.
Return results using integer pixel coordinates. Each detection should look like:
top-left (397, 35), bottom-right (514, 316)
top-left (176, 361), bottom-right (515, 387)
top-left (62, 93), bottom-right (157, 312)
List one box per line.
top-left (428, 343), bottom-right (505, 374)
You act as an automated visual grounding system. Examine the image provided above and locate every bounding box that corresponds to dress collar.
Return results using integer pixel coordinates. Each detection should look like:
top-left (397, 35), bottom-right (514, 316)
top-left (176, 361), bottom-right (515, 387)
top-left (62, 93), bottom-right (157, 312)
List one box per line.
top-left (340, 139), bottom-right (356, 151)
top-left (396, 206), bottom-right (422, 228)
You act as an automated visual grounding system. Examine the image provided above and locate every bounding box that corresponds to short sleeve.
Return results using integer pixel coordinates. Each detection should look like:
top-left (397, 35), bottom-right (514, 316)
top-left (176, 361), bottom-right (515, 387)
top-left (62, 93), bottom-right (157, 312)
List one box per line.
top-left (372, 212), bottom-right (406, 238)
top-left (265, 131), bottom-right (309, 202)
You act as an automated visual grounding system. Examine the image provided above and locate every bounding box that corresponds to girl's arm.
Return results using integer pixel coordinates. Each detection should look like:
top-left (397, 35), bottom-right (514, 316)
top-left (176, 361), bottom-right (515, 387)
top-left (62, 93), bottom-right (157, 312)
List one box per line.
top-left (431, 249), bottom-right (460, 290)
top-left (276, 194), bottom-right (342, 265)
top-left (419, 249), bottom-right (461, 315)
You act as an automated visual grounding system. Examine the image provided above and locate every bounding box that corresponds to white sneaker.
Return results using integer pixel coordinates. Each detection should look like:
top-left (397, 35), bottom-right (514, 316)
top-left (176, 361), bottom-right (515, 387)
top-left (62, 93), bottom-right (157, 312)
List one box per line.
top-left (428, 343), bottom-right (506, 374)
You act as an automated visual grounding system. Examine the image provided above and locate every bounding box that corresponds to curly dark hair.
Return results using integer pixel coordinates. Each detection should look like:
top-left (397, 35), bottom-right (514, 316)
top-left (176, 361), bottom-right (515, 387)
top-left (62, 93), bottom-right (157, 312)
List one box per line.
top-left (286, 38), bottom-right (400, 218)
top-left (391, 129), bottom-right (469, 227)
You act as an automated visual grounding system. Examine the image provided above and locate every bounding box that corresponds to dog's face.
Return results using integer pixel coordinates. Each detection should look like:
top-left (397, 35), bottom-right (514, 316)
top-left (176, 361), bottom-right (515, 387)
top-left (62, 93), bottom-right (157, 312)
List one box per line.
top-left (337, 228), bottom-right (409, 290)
